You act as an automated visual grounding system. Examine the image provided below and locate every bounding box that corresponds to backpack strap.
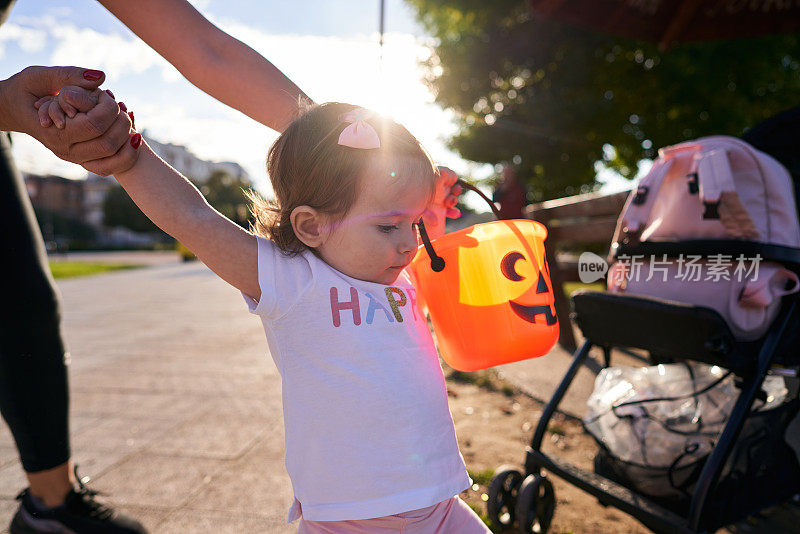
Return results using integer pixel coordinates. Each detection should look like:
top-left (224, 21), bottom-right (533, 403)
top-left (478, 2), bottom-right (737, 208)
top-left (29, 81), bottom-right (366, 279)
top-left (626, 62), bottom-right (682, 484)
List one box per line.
top-left (696, 149), bottom-right (735, 220)
top-left (696, 148), bottom-right (761, 239)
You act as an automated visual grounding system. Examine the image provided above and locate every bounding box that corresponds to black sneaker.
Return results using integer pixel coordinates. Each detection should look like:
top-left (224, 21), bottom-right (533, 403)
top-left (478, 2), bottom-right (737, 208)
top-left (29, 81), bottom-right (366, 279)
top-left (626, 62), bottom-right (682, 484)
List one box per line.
top-left (9, 473), bottom-right (146, 534)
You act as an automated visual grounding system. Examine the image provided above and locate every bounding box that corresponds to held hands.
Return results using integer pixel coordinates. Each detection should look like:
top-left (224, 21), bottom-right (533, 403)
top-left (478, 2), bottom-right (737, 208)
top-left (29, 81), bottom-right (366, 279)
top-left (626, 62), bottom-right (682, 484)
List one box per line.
top-left (30, 79), bottom-right (140, 176)
top-left (35, 87), bottom-right (105, 129)
top-left (421, 166), bottom-right (462, 240)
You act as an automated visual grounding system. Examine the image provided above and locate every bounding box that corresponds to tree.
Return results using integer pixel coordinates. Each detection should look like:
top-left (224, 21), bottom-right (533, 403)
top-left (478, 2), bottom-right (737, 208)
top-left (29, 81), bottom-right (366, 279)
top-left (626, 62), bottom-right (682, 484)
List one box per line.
top-left (198, 170), bottom-right (251, 228)
top-left (103, 169), bottom-right (251, 233)
top-left (103, 184), bottom-right (162, 234)
top-left (406, 0), bottom-right (800, 200)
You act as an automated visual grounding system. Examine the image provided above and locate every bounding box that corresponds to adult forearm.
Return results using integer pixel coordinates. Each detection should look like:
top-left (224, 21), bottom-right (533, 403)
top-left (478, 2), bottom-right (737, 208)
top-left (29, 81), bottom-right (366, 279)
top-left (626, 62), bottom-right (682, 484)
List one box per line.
top-left (181, 34), bottom-right (311, 132)
top-left (97, 0), bottom-right (312, 133)
top-left (0, 77), bottom-right (17, 131)
top-left (0, 68), bottom-right (41, 133)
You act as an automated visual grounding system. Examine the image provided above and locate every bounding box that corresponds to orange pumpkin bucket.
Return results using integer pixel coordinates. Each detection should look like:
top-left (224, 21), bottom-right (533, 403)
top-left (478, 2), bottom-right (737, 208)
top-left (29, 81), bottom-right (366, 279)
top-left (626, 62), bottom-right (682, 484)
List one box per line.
top-left (408, 182), bottom-right (559, 371)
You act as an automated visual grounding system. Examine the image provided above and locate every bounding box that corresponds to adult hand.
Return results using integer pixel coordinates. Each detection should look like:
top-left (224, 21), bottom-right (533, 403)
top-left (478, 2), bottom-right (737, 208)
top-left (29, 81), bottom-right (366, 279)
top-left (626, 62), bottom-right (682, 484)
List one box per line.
top-left (34, 85), bottom-right (140, 177)
top-left (0, 66), bottom-right (133, 170)
top-left (34, 87), bottom-right (105, 130)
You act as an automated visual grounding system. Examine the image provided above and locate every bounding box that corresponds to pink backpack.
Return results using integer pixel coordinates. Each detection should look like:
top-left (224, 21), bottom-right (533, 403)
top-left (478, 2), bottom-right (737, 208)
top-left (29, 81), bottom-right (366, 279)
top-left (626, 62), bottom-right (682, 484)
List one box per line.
top-left (608, 136), bottom-right (800, 340)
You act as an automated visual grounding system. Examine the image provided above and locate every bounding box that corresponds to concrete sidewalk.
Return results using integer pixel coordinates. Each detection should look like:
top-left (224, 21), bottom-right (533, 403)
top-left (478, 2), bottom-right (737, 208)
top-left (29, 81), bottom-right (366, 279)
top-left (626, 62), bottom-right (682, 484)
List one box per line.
top-left (496, 335), bottom-right (645, 419)
top-left (0, 261), bottom-right (294, 533)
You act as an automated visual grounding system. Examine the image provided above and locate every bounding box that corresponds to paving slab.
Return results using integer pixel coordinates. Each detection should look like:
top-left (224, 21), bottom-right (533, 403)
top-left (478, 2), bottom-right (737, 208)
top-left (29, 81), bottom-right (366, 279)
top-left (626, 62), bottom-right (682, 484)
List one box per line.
top-left (88, 453), bottom-right (229, 509)
top-left (70, 450), bottom-right (134, 482)
top-left (184, 438), bottom-right (293, 515)
top-left (70, 417), bottom-right (173, 454)
top-left (0, 259), bottom-right (291, 532)
top-left (0, 498), bottom-right (18, 534)
top-left (0, 428), bottom-right (13, 451)
top-left (69, 390), bottom-right (207, 422)
top-left (71, 367), bottom-right (277, 397)
top-left (0, 449), bottom-right (17, 472)
top-left (157, 510), bottom-right (292, 533)
top-left (145, 409), bottom-right (273, 460)
top-left (0, 462), bottom-right (26, 500)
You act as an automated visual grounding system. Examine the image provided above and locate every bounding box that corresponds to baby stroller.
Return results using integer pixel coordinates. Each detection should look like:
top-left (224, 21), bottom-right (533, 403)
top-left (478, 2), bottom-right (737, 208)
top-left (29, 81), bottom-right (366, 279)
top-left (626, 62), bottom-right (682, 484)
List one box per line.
top-left (486, 115), bottom-right (800, 533)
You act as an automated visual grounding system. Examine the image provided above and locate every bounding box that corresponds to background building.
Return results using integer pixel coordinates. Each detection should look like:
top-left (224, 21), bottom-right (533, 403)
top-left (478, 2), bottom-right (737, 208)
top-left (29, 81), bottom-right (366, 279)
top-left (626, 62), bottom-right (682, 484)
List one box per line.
top-left (25, 133), bottom-right (252, 249)
top-left (138, 131), bottom-right (249, 184)
top-left (24, 173), bottom-right (85, 221)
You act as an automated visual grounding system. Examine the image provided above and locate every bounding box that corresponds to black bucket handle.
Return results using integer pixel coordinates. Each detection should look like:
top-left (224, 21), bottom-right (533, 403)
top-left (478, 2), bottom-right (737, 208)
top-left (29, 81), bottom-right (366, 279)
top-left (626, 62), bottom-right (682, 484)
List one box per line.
top-left (417, 179), bottom-right (502, 272)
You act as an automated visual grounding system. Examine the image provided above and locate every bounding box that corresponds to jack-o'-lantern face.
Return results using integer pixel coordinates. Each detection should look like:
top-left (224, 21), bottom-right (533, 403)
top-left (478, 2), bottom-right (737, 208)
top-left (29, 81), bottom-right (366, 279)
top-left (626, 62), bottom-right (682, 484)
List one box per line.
top-left (455, 221), bottom-right (556, 325)
top-left (500, 251), bottom-right (557, 325)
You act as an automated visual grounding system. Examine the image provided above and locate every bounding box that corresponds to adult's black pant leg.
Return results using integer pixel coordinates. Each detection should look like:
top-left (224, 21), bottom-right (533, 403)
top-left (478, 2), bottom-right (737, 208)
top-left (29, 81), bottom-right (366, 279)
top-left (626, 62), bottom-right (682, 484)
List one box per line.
top-left (0, 132), bottom-right (70, 473)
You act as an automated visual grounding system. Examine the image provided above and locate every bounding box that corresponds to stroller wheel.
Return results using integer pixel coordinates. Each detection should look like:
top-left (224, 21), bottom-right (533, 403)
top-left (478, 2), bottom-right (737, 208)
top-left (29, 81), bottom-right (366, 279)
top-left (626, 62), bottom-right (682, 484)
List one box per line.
top-left (515, 474), bottom-right (555, 534)
top-left (487, 465), bottom-right (523, 528)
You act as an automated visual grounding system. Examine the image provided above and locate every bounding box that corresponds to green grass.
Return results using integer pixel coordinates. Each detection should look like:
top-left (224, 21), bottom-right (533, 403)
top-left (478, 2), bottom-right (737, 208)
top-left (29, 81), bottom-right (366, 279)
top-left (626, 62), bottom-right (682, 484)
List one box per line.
top-left (468, 468), bottom-right (495, 486)
top-left (49, 262), bottom-right (143, 279)
top-left (449, 369), bottom-right (499, 391)
top-left (444, 365), bottom-right (517, 397)
top-left (562, 281), bottom-right (605, 296)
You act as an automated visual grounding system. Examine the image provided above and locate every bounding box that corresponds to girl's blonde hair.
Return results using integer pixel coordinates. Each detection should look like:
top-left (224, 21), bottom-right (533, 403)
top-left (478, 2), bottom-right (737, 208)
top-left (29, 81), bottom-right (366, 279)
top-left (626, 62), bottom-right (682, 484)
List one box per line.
top-left (249, 102), bottom-right (437, 255)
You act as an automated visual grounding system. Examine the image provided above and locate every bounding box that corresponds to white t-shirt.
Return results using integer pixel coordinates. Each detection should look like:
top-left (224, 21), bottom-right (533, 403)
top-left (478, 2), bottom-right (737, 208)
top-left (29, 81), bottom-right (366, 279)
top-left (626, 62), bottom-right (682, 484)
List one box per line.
top-left (244, 237), bottom-right (470, 522)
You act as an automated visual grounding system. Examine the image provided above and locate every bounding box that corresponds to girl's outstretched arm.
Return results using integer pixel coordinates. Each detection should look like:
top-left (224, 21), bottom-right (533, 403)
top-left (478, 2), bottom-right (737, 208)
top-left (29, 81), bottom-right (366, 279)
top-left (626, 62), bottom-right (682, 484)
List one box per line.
top-left (96, 0), bottom-right (311, 133)
top-left (115, 140), bottom-right (260, 299)
top-left (35, 87), bottom-right (260, 297)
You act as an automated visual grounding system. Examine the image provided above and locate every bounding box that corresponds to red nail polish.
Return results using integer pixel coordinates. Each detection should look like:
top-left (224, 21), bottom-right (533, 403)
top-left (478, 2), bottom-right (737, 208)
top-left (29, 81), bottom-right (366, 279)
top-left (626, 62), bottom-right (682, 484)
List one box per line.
top-left (128, 111), bottom-right (135, 129)
top-left (118, 101), bottom-right (127, 112)
top-left (106, 89), bottom-right (115, 99)
top-left (130, 133), bottom-right (142, 149)
top-left (83, 70), bottom-right (104, 81)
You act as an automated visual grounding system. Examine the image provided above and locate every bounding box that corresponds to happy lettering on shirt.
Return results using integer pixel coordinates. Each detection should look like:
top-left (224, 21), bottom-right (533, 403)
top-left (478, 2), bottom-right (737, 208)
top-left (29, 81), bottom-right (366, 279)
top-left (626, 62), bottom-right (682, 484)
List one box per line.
top-left (329, 286), bottom-right (419, 327)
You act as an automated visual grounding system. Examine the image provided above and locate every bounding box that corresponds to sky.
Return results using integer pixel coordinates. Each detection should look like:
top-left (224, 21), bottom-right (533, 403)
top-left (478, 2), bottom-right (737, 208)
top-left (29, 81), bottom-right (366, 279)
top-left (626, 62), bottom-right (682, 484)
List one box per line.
top-left (2, 0), bottom-right (631, 204)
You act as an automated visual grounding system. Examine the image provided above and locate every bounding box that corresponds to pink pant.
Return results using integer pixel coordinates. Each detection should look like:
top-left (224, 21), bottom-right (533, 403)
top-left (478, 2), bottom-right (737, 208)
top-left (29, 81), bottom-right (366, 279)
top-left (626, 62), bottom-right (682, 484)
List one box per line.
top-left (297, 496), bottom-right (491, 533)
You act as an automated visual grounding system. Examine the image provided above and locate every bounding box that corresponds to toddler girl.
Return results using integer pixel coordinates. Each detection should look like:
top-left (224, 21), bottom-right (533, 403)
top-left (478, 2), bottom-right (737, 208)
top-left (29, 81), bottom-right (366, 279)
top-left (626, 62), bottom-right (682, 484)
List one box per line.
top-left (39, 93), bottom-right (489, 533)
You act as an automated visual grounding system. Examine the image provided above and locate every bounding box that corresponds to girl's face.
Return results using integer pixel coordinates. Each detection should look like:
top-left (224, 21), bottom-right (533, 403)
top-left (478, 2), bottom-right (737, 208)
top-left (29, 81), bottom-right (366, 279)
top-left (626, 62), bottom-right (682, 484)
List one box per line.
top-left (317, 171), bottom-right (432, 285)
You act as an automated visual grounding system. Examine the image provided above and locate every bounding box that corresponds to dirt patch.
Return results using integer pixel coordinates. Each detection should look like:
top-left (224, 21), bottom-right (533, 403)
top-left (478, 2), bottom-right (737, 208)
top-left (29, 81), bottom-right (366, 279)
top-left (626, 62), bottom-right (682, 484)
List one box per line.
top-left (444, 366), bottom-right (800, 534)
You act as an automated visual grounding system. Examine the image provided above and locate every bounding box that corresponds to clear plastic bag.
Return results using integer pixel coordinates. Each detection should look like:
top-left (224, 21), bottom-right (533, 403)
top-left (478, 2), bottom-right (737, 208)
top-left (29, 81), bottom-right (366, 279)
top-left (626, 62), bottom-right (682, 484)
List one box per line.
top-left (584, 362), bottom-right (787, 469)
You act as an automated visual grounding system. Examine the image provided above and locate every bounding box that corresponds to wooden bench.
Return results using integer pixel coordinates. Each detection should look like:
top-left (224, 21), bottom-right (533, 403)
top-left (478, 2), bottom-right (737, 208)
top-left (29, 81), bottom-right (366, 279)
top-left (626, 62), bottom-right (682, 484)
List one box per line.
top-left (526, 190), bottom-right (630, 350)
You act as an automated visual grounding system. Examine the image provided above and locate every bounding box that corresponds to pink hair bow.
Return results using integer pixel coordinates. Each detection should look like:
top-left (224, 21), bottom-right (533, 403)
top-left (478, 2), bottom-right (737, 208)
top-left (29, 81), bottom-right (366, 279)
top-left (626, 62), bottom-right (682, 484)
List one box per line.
top-left (338, 108), bottom-right (381, 149)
